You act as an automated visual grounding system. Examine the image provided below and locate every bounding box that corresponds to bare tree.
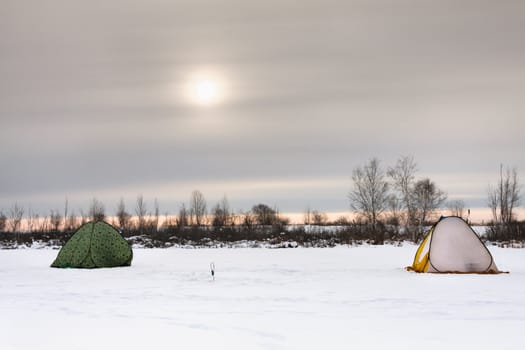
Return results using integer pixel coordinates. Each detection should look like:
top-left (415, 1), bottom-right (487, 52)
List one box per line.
top-left (189, 190), bottom-right (207, 226)
top-left (0, 210), bottom-right (7, 232)
top-left (211, 195), bottom-right (232, 228)
top-left (65, 211), bottom-right (78, 231)
top-left (386, 194), bottom-right (402, 227)
top-left (135, 195), bottom-right (148, 233)
top-left (177, 203), bottom-right (189, 229)
top-left (448, 199), bottom-right (466, 218)
top-left (388, 155), bottom-right (417, 234)
top-left (88, 198), bottom-right (105, 221)
top-left (304, 206), bottom-right (312, 225)
top-left (116, 198), bottom-right (132, 232)
top-left (413, 178), bottom-right (447, 238)
top-left (334, 215), bottom-right (350, 226)
top-left (311, 210), bottom-right (328, 225)
top-left (349, 158), bottom-right (389, 231)
top-left (50, 209), bottom-right (62, 232)
top-left (79, 209), bottom-right (88, 225)
top-left (488, 165), bottom-right (521, 239)
top-left (63, 198), bottom-right (68, 232)
top-left (38, 215), bottom-right (49, 233)
top-left (239, 209), bottom-right (255, 230)
top-left (488, 165), bottom-right (521, 226)
top-left (32, 213), bottom-right (41, 232)
top-left (251, 203), bottom-right (279, 226)
top-left (162, 212), bottom-right (173, 229)
top-left (153, 198), bottom-right (160, 232)
top-left (8, 202), bottom-right (24, 232)
top-left (26, 207), bottom-right (37, 233)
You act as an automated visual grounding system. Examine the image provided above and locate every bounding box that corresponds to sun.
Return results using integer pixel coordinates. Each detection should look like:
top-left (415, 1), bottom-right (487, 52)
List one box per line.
top-left (194, 79), bottom-right (219, 104)
top-left (185, 71), bottom-right (227, 106)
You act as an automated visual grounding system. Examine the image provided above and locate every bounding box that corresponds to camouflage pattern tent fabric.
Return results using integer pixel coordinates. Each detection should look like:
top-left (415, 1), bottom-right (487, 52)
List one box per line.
top-left (51, 221), bottom-right (132, 268)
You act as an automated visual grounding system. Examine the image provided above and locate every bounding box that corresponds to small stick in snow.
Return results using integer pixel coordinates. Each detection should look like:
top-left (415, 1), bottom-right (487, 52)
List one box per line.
top-left (210, 262), bottom-right (215, 281)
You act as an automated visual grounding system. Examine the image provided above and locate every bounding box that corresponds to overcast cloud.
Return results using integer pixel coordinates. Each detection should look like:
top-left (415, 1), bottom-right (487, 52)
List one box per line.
top-left (1, 0), bottom-right (525, 219)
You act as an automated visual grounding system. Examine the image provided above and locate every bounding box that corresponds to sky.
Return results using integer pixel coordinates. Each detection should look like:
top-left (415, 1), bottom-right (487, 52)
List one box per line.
top-left (1, 0), bottom-right (524, 221)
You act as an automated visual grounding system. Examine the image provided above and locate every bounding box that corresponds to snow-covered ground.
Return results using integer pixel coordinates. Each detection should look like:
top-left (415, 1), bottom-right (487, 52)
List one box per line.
top-left (1, 245), bottom-right (524, 350)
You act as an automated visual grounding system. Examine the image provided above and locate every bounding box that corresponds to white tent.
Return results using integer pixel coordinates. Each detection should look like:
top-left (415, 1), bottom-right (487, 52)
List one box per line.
top-left (408, 216), bottom-right (502, 273)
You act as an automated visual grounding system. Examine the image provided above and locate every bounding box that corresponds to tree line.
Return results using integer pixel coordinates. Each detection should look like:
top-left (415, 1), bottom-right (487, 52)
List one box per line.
top-left (0, 156), bottom-right (522, 245)
top-left (0, 191), bottom-right (291, 238)
top-left (348, 156), bottom-right (522, 243)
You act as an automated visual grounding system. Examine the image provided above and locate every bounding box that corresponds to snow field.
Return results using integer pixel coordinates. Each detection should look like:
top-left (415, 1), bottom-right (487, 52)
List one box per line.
top-left (1, 246), bottom-right (524, 350)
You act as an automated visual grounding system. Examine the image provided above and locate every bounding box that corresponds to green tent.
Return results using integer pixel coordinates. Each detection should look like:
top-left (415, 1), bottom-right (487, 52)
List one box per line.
top-left (51, 221), bottom-right (133, 268)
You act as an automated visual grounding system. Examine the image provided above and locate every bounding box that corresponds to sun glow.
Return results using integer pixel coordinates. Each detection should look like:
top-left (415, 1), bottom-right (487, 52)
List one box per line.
top-left (185, 71), bottom-right (227, 106)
